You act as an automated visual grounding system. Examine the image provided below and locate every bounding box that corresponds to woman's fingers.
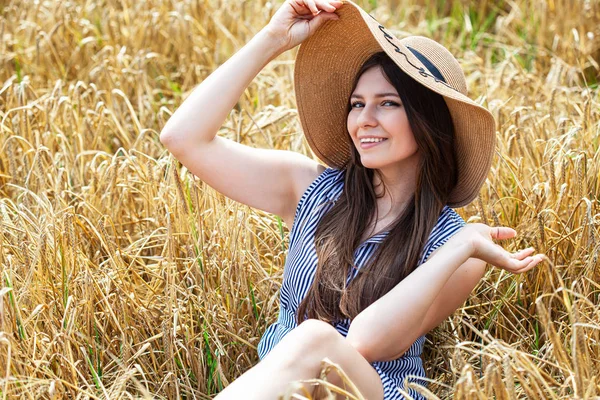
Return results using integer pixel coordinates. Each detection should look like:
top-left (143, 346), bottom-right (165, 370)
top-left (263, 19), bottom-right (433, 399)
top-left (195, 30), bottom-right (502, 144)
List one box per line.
top-left (510, 247), bottom-right (535, 260)
top-left (299, 0), bottom-right (340, 15)
top-left (316, 0), bottom-right (339, 12)
top-left (512, 255), bottom-right (534, 270)
top-left (509, 253), bottom-right (544, 273)
top-left (478, 239), bottom-right (543, 274)
top-left (269, 0), bottom-right (343, 51)
top-left (465, 223), bottom-right (545, 274)
top-left (513, 254), bottom-right (544, 274)
top-left (306, 8), bottom-right (339, 30)
top-left (305, 0), bottom-right (319, 14)
top-left (289, 0), bottom-right (311, 16)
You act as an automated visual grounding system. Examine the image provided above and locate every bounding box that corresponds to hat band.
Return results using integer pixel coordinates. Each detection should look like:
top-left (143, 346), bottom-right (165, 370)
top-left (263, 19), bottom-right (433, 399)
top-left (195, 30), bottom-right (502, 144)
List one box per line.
top-left (405, 46), bottom-right (446, 83)
top-left (376, 24), bottom-right (458, 92)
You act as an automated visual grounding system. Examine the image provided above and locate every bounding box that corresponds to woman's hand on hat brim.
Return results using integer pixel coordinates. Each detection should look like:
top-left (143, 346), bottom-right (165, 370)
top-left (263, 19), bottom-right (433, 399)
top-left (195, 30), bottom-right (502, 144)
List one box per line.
top-left (451, 223), bottom-right (545, 275)
top-left (263, 0), bottom-right (343, 53)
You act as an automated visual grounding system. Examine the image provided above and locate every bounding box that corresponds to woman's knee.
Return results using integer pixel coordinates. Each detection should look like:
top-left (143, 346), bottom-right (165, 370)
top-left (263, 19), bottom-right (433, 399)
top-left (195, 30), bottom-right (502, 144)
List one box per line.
top-left (296, 319), bottom-right (342, 347)
top-left (279, 319), bottom-right (343, 365)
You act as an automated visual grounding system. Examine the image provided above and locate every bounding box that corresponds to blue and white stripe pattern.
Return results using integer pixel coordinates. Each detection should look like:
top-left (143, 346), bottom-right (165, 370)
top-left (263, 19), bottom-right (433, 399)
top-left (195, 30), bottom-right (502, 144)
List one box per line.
top-left (257, 167), bottom-right (466, 399)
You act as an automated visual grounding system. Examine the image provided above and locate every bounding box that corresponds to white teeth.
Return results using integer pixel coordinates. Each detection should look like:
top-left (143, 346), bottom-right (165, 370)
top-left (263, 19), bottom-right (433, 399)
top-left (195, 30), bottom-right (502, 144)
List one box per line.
top-left (360, 138), bottom-right (386, 143)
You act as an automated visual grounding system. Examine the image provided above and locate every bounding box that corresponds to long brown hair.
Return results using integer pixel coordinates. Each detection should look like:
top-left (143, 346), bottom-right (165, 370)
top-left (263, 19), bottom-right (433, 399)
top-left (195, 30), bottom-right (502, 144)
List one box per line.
top-left (295, 51), bottom-right (458, 324)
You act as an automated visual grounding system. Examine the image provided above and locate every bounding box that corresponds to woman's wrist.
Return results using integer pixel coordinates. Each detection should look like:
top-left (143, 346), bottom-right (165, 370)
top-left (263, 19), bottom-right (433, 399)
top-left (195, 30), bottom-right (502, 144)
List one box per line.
top-left (422, 231), bottom-right (475, 276)
top-left (446, 236), bottom-right (473, 263)
top-left (440, 227), bottom-right (476, 259)
top-left (255, 26), bottom-right (289, 61)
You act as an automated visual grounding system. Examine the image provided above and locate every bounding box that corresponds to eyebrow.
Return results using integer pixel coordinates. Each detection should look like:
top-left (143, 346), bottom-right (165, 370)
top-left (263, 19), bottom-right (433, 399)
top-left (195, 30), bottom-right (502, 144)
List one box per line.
top-left (350, 93), bottom-right (400, 99)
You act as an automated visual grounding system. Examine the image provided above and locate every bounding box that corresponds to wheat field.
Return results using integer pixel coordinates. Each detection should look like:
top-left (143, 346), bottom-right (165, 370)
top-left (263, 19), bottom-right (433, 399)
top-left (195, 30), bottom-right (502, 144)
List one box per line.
top-left (0, 0), bottom-right (599, 398)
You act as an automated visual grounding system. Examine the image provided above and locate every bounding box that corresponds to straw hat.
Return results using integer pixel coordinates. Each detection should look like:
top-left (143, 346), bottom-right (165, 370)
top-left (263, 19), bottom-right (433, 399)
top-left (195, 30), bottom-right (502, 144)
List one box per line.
top-left (294, 0), bottom-right (496, 208)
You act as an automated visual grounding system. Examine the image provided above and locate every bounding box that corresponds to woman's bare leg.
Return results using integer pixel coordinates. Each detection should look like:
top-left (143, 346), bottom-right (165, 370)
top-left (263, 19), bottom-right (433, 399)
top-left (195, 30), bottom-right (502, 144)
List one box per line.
top-left (214, 319), bottom-right (384, 400)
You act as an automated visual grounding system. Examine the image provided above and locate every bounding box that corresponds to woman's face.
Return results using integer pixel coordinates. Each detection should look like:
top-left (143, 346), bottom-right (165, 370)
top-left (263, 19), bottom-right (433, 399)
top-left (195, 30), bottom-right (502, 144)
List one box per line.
top-left (347, 66), bottom-right (419, 171)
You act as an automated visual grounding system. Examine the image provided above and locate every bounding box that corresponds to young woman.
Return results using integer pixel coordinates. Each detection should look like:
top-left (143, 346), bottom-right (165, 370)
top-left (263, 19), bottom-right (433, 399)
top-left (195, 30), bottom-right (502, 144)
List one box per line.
top-left (159, 1), bottom-right (544, 399)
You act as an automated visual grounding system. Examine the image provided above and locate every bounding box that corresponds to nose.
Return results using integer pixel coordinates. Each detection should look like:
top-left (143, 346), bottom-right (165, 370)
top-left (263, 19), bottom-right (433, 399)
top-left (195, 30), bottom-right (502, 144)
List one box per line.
top-left (356, 103), bottom-right (378, 128)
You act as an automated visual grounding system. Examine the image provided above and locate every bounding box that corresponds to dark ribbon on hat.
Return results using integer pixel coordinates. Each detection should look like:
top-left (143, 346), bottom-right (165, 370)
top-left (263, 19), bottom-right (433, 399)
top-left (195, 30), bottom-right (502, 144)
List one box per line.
top-left (405, 46), bottom-right (447, 83)
top-left (376, 24), bottom-right (457, 91)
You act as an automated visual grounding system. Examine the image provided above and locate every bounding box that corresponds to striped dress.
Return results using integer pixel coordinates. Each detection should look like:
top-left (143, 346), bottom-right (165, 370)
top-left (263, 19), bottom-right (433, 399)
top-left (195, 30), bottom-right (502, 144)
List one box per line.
top-left (257, 167), bottom-right (465, 400)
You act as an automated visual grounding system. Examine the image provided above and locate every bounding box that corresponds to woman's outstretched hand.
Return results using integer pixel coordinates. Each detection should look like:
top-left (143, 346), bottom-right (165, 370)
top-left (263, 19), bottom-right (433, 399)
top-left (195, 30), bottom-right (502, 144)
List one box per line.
top-left (263, 0), bottom-right (343, 53)
top-left (452, 223), bottom-right (544, 274)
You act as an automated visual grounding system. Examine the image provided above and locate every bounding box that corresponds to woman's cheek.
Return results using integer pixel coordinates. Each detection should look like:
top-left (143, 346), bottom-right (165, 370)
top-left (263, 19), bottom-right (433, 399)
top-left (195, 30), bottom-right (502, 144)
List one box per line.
top-left (346, 118), bottom-right (357, 136)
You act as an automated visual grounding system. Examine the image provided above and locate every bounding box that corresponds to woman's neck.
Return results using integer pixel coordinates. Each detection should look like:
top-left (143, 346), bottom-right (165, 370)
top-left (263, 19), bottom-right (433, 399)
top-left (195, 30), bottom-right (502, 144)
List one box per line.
top-left (372, 160), bottom-right (419, 219)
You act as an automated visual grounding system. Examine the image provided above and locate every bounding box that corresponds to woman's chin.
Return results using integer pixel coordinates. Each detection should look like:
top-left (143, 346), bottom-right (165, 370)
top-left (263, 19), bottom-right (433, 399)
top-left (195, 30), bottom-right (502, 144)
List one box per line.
top-left (359, 152), bottom-right (420, 171)
top-left (359, 158), bottom-right (384, 170)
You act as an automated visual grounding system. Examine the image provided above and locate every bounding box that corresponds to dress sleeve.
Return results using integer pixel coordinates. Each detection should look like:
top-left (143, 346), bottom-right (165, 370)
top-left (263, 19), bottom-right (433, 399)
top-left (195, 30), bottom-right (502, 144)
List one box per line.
top-left (288, 167), bottom-right (338, 237)
top-left (418, 206), bottom-right (466, 265)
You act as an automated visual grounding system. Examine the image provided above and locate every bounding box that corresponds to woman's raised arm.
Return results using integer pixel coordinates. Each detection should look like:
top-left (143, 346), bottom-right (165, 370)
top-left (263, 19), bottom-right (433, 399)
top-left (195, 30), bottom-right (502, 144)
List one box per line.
top-left (159, 1), bottom-right (341, 225)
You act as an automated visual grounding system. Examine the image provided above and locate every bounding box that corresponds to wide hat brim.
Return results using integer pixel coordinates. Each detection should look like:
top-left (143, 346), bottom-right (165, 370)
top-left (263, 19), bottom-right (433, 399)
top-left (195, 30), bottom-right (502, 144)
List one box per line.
top-left (294, 0), bottom-right (496, 208)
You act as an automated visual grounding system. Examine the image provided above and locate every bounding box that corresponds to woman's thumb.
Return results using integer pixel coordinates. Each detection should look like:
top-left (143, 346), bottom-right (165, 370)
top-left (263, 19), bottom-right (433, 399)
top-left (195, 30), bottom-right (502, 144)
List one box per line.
top-left (491, 226), bottom-right (517, 240)
top-left (307, 12), bottom-right (339, 33)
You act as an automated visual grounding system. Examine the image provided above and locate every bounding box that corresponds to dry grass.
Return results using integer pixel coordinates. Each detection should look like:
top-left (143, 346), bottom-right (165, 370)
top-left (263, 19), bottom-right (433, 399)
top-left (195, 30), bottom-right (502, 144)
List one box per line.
top-left (0, 0), bottom-right (599, 398)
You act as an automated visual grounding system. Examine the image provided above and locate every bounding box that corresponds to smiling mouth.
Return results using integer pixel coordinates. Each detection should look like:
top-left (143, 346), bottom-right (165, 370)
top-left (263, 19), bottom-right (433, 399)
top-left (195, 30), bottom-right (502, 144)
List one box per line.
top-left (359, 138), bottom-right (387, 143)
top-left (360, 138), bottom-right (388, 148)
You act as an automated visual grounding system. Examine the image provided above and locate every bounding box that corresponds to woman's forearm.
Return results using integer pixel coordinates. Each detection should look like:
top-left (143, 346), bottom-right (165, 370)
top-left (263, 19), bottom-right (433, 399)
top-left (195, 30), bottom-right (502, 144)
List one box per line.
top-left (346, 238), bottom-right (473, 360)
top-left (159, 28), bottom-right (284, 152)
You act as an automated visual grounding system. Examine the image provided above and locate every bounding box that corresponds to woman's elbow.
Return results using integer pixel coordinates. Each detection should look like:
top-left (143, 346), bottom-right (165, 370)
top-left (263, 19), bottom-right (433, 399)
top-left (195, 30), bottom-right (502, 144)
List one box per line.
top-left (344, 326), bottom-right (371, 359)
top-left (159, 129), bottom-right (177, 147)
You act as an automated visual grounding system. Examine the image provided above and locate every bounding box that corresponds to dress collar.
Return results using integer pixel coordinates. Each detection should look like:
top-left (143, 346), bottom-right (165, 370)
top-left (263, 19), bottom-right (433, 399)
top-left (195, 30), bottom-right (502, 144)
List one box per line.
top-left (361, 231), bottom-right (389, 245)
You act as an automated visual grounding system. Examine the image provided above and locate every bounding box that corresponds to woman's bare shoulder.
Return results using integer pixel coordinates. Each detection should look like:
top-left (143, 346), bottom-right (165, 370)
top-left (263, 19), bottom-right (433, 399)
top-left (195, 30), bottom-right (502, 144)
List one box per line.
top-left (282, 162), bottom-right (329, 227)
